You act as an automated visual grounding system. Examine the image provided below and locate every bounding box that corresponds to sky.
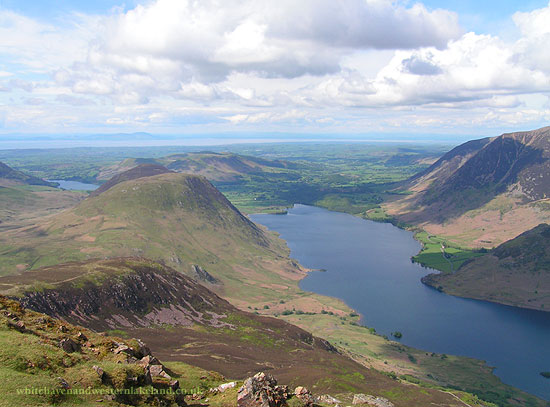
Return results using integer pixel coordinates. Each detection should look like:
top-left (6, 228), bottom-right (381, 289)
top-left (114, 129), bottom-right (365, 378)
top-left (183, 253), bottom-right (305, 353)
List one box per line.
top-left (0, 0), bottom-right (549, 145)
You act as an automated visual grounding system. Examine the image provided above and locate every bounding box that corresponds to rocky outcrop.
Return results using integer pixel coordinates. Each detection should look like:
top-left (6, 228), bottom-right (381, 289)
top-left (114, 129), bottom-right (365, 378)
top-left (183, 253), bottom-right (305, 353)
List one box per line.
top-left (352, 394), bottom-right (394, 407)
top-left (192, 264), bottom-right (219, 284)
top-left (237, 372), bottom-right (289, 407)
top-left (294, 386), bottom-right (314, 406)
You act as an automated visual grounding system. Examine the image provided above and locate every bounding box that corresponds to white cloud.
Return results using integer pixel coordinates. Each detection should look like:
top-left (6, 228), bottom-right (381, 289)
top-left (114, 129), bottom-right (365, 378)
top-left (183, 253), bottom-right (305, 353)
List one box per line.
top-left (1, 0), bottom-right (550, 136)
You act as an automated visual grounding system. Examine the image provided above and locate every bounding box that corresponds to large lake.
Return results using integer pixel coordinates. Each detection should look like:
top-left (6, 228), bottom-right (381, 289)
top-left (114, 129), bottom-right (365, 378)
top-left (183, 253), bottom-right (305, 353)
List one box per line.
top-left (251, 204), bottom-right (550, 400)
top-left (49, 180), bottom-right (99, 191)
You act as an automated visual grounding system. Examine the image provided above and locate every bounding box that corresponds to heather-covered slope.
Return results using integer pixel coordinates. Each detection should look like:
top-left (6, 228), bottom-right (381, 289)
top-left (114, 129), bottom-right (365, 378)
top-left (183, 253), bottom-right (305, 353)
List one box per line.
top-left (0, 258), bottom-right (498, 407)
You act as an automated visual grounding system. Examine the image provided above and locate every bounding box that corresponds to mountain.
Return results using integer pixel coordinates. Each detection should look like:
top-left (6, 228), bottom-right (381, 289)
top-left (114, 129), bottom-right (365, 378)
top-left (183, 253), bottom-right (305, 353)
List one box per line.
top-left (422, 223), bottom-right (550, 311)
top-left (98, 152), bottom-right (298, 182)
top-left (385, 126), bottom-right (550, 247)
top-left (90, 163), bottom-right (173, 197)
top-left (0, 167), bottom-right (300, 305)
top-left (0, 161), bottom-right (56, 187)
top-left (0, 258), bottom-right (494, 407)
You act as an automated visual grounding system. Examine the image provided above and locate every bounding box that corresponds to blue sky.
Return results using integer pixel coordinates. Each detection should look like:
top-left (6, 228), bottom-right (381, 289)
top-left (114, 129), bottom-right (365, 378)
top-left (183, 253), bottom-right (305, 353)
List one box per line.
top-left (0, 0), bottom-right (549, 146)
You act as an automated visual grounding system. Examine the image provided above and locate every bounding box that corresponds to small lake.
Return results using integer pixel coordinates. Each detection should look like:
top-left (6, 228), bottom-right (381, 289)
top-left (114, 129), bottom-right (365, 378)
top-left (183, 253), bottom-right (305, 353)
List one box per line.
top-left (49, 180), bottom-right (99, 191)
top-left (251, 204), bottom-right (550, 400)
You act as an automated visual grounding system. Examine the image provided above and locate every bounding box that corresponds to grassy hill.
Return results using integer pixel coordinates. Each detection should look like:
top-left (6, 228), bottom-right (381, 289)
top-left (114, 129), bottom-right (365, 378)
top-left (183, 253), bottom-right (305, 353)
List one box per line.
top-left (422, 224), bottom-right (550, 311)
top-left (0, 161), bottom-right (56, 188)
top-left (0, 169), bottom-right (301, 304)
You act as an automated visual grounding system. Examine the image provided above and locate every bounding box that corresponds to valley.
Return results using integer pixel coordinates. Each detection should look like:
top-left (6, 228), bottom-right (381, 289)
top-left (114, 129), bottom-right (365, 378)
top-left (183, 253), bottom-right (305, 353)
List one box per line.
top-left (1, 130), bottom-right (549, 407)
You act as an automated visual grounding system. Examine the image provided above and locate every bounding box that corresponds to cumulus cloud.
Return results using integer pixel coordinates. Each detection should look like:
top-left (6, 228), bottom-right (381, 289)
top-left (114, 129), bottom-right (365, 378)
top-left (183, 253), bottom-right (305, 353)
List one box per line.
top-left (1, 0), bottom-right (550, 135)
top-left (54, 0), bottom-right (460, 104)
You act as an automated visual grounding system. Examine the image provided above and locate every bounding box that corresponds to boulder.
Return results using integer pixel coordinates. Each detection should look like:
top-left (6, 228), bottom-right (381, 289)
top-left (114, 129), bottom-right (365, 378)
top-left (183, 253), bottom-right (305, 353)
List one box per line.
top-left (137, 355), bottom-right (161, 368)
top-left (237, 372), bottom-right (287, 407)
top-left (352, 394), bottom-right (394, 407)
top-left (113, 344), bottom-right (133, 355)
top-left (149, 364), bottom-right (171, 380)
top-left (59, 338), bottom-right (80, 353)
top-left (134, 338), bottom-right (152, 358)
top-left (294, 386), bottom-right (314, 407)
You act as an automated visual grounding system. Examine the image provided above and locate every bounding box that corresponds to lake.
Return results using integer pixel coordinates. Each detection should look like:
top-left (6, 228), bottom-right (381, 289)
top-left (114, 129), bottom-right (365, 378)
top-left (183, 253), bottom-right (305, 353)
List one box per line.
top-left (49, 180), bottom-right (99, 191)
top-left (251, 204), bottom-right (550, 400)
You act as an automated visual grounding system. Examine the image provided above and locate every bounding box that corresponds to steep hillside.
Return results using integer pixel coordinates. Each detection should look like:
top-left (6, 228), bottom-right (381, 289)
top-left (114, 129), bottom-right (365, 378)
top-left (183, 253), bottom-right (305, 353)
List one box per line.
top-left (386, 126), bottom-right (550, 247)
top-left (0, 258), bottom-right (499, 407)
top-left (0, 161), bottom-right (56, 187)
top-left (422, 224), bottom-right (550, 311)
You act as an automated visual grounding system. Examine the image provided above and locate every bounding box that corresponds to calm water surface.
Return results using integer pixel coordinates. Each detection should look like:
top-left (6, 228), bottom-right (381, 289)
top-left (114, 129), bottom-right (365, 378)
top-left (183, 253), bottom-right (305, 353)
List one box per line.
top-left (251, 204), bottom-right (550, 400)
top-left (49, 180), bottom-right (99, 191)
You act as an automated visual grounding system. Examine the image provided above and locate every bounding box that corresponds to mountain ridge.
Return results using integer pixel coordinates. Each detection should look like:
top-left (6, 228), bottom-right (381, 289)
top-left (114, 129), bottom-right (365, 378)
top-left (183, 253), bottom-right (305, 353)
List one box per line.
top-left (385, 126), bottom-right (550, 247)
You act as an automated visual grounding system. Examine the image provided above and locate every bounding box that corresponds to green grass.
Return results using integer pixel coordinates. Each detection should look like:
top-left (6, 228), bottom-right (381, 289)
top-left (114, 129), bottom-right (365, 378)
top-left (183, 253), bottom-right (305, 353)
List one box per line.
top-left (412, 232), bottom-right (485, 273)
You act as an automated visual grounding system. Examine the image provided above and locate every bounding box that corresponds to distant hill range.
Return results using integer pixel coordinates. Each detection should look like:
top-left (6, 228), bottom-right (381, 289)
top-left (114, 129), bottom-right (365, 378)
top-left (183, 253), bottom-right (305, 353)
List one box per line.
top-left (90, 163), bottom-right (173, 197)
top-left (422, 223), bottom-right (550, 311)
top-left (0, 161), bottom-right (56, 187)
top-left (386, 126), bottom-right (550, 247)
top-left (98, 152), bottom-right (299, 182)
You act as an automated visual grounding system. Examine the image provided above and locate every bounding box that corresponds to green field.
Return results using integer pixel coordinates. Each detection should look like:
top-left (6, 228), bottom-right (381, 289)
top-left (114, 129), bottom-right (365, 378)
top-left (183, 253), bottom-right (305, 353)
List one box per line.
top-left (412, 232), bottom-right (485, 273)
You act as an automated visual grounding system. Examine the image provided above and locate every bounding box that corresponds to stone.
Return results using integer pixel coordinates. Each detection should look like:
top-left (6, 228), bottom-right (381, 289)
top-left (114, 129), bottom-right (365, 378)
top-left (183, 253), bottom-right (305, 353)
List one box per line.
top-left (149, 364), bottom-right (171, 380)
top-left (352, 394), bottom-right (394, 407)
top-left (135, 339), bottom-right (152, 358)
top-left (211, 381), bottom-right (237, 393)
top-left (170, 380), bottom-right (180, 391)
top-left (237, 372), bottom-right (287, 407)
top-left (59, 338), bottom-right (80, 353)
top-left (294, 386), bottom-right (314, 407)
top-left (57, 377), bottom-right (70, 390)
top-left (137, 355), bottom-right (160, 367)
top-left (92, 365), bottom-right (105, 381)
top-left (274, 385), bottom-right (289, 401)
top-left (316, 395), bottom-right (341, 405)
top-left (113, 344), bottom-right (132, 355)
top-left (76, 331), bottom-right (88, 341)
